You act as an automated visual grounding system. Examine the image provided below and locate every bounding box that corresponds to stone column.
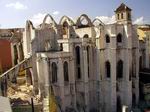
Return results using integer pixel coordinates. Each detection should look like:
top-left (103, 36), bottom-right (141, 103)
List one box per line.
top-left (42, 58), bottom-right (50, 112)
top-left (83, 46), bottom-right (89, 112)
top-left (57, 58), bottom-right (65, 111)
top-left (110, 49), bottom-right (117, 112)
top-left (69, 43), bottom-right (77, 110)
top-left (123, 49), bottom-right (132, 108)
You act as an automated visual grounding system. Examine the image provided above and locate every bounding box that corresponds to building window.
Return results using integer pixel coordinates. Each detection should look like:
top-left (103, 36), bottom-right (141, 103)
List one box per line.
top-left (63, 61), bottom-right (69, 82)
top-left (128, 13), bottom-right (131, 20)
top-left (117, 96), bottom-right (122, 112)
top-left (51, 62), bottom-right (57, 83)
top-left (105, 61), bottom-right (111, 78)
top-left (121, 13), bottom-right (123, 19)
top-left (117, 33), bottom-right (122, 43)
top-left (117, 60), bottom-right (123, 79)
top-left (105, 34), bottom-right (110, 43)
top-left (87, 46), bottom-right (90, 78)
top-left (117, 14), bottom-right (120, 20)
top-left (75, 46), bottom-right (81, 79)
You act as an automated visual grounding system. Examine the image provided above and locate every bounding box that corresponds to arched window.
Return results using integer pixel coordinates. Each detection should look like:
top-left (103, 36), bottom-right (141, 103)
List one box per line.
top-left (83, 34), bottom-right (89, 38)
top-left (75, 46), bottom-right (81, 79)
top-left (105, 61), bottom-right (111, 78)
top-left (105, 34), bottom-right (110, 43)
top-left (117, 60), bottom-right (123, 79)
top-left (76, 46), bottom-right (80, 64)
top-left (63, 61), bottom-right (69, 82)
top-left (87, 46), bottom-right (90, 78)
top-left (117, 33), bottom-right (122, 43)
top-left (132, 93), bottom-right (136, 107)
top-left (117, 96), bottom-right (122, 112)
top-left (51, 62), bottom-right (57, 83)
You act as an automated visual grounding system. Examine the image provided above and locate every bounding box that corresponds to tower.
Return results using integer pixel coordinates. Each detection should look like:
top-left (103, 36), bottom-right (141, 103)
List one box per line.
top-left (115, 3), bottom-right (132, 24)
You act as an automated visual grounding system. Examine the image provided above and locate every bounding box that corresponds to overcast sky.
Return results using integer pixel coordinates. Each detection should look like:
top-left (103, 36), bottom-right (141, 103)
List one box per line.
top-left (0, 0), bottom-right (150, 28)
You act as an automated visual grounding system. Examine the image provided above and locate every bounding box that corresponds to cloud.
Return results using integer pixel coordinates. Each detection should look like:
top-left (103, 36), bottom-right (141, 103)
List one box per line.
top-left (96, 15), bottom-right (116, 24)
top-left (133, 17), bottom-right (144, 25)
top-left (30, 13), bottom-right (47, 26)
top-left (5, 2), bottom-right (28, 10)
top-left (52, 11), bottom-right (59, 15)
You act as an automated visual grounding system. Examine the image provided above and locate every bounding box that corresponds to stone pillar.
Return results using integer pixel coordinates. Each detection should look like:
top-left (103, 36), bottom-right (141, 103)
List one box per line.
top-left (123, 49), bottom-right (132, 108)
top-left (83, 46), bottom-right (89, 112)
top-left (58, 58), bottom-right (65, 111)
top-left (42, 58), bottom-right (50, 112)
top-left (110, 49), bottom-right (116, 112)
top-left (32, 56), bottom-right (39, 95)
top-left (145, 37), bottom-right (150, 68)
top-left (69, 43), bottom-right (77, 110)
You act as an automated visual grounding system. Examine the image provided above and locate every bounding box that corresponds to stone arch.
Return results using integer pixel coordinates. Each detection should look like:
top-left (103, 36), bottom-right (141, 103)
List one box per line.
top-left (76, 14), bottom-right (93, 28)
top-left (92, 18), bottom-right (105, 26)
top-left (59, 16), bottom-right (74, 26)
top-left (42, 14), bottom-right (57, 28)
top-left (83, 34), bottom-right (89, 38)
top-left (26, 20), bottom-right (35, 30)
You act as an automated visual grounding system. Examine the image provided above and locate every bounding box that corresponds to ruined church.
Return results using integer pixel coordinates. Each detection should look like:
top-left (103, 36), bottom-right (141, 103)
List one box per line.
top-left (21, 3), bottom-right (140, 112)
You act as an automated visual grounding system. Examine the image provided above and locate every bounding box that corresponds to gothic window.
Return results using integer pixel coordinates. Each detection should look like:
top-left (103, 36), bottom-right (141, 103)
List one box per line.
top-left (117, 33), bottom-right (122, 43)
top-left (132, 94), bottom-right (136, 107)
top-left (105, 34), bottom-right (110, 43)
top-left (75, 46), bottom-right (81, 79)
top-left (128, 13), bottom-right (131, 20)
top-left (87, 46), bottom-right (90, 78)
top-left (51, 62), bottom-right (57, 83)
top-left (117, 96), bottom-right (122, 112)
top-left (105, 61), bottom-right (111, 78)
top-left (76, 46), bottom-right (80, 64)
top-left (117, 14), bottom-right (120, 20)
top-left (121, 13), bottom-right (123, 19)
top-left (117, 60), bottom-right (123, 79)
top-left (63, 61), bottom-right (69, 82)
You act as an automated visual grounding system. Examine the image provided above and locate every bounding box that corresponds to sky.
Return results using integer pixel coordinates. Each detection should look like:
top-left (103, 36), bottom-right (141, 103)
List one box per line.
top-left (0, 0), bottom-right (150, 28)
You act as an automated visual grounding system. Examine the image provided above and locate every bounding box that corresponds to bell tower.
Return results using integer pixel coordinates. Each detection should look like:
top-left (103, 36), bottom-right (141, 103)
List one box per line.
top-left (115, 3), bottom-right (132, 24)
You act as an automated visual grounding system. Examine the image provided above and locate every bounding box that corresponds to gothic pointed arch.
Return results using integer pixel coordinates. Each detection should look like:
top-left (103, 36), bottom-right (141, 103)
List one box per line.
top-left (42, 14), bottom-right (57, 28)
top-left (59, 16), bottom-right (75, 26)
top-left (76, 14), bottom-right (93, 28)
top-left (26, 20), bottom-right (35, 30)
top-left (92, 18), bottom-right (105, 26)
